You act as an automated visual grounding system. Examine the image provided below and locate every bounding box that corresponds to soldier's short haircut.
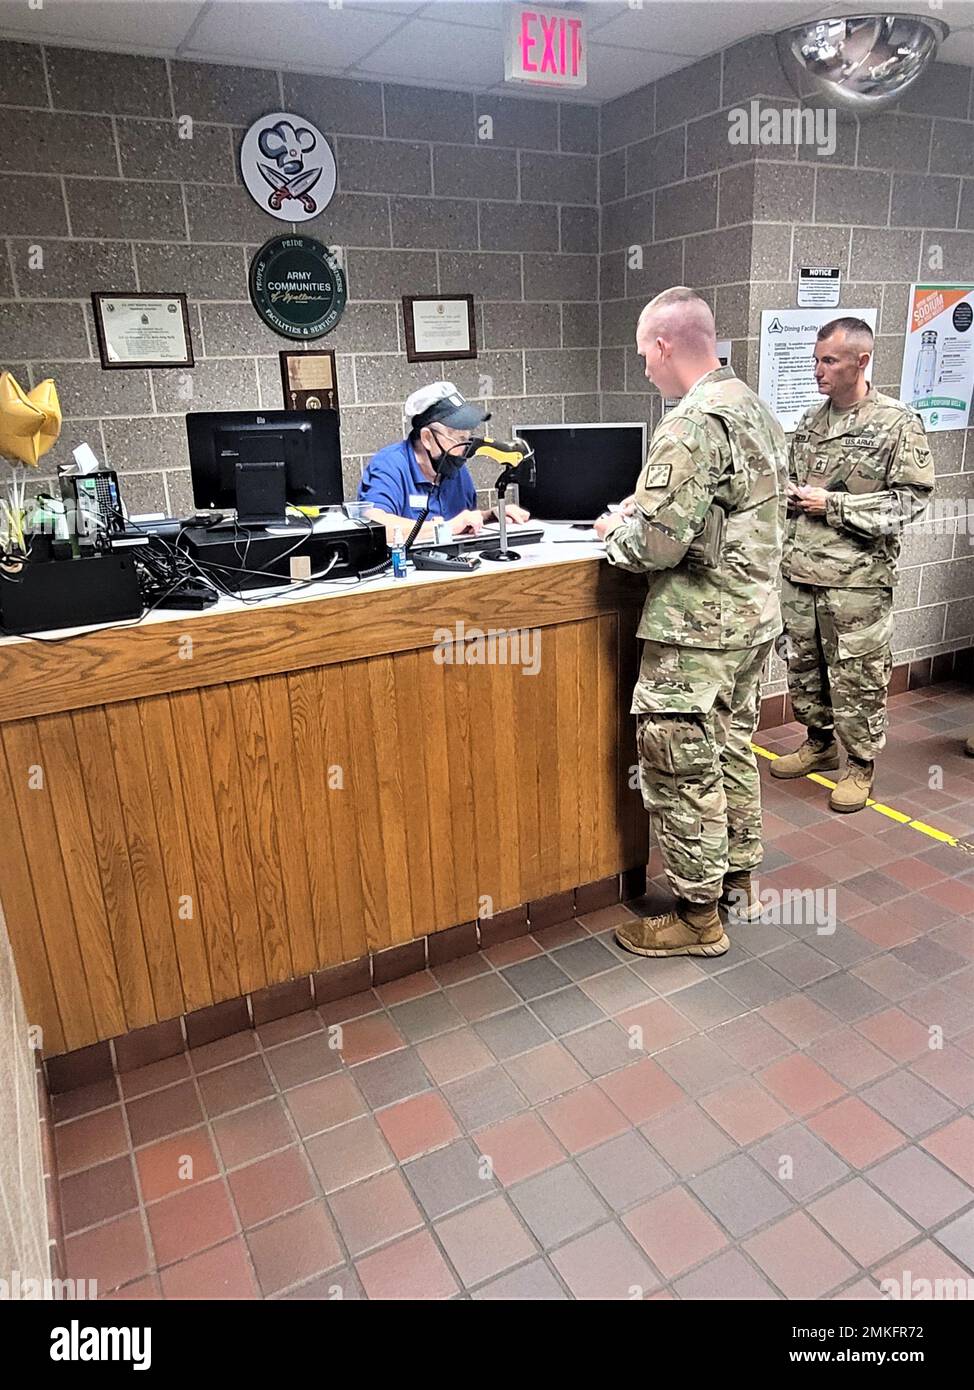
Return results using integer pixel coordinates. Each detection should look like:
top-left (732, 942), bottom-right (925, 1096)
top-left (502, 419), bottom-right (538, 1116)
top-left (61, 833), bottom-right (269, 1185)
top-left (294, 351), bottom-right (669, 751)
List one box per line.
top-left (639, 286), bottom-right (716, 355)
top-left (817, 317), bottom-right (874, 354)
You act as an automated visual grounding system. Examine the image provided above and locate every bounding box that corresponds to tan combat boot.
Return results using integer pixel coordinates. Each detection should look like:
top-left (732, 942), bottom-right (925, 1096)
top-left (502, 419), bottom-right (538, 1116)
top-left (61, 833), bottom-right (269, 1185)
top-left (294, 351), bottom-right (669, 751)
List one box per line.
top-left (719, 870), bottom-right (763, 922)
top-left (965, 731), bottom-right (974, 758)
top-left (829, 760), bottom-right (874, 813)
top-left (615, 899), bottom-right (729, 958)
top-left (769, 736), bottom-right (840, 779)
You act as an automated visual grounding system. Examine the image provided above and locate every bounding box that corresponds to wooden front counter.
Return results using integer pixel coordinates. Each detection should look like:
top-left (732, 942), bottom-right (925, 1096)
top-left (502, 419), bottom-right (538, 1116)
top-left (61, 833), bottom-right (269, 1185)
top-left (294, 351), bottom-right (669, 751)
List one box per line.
top-left (0, 552), bottom-right (647, 1054)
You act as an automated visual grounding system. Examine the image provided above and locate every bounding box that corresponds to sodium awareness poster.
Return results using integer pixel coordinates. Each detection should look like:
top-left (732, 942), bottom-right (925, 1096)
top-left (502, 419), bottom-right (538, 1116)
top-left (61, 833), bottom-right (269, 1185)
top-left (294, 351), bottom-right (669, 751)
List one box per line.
top-left (899, 284), bottom-right (974, 433)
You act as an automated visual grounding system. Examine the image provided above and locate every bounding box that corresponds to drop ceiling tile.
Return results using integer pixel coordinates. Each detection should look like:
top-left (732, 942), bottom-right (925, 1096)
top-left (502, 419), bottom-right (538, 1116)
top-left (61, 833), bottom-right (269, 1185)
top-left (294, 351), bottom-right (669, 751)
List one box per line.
top-left (186, 1), bottom-right (403, 70)
top-left (0, 0), bottom-right (206, 52)
top-left (582, 41), bottom-right (692, 101)
top-left (354, 17), bottom-right (506, 84)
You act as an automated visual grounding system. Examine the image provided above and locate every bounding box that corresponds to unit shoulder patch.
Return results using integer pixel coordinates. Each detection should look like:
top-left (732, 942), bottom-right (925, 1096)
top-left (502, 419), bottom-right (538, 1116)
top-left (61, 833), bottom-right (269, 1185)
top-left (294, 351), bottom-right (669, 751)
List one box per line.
top-left (641, 462), bottom-right (672, 489)
top-left (913, 445), bottom-right (932, 468)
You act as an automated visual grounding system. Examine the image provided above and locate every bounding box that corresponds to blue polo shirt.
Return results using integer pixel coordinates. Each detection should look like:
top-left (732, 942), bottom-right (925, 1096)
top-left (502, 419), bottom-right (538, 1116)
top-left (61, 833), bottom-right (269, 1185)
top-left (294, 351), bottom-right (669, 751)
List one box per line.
top-left (358, 438), bottom-right (477, 521)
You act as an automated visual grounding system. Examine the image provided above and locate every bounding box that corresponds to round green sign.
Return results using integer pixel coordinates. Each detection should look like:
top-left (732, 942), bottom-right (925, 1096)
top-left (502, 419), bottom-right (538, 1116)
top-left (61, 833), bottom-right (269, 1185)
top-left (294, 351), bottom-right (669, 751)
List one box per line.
top-left (248, 234), bottom-right (347, 340)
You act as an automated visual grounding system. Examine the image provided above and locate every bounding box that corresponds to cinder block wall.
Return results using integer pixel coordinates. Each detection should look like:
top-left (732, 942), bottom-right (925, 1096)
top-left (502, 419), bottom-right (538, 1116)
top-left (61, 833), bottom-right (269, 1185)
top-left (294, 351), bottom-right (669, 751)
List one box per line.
top-left (0, 40), bottom-right (599, 509)
top-left (598, 35), bottom-right (974, 681)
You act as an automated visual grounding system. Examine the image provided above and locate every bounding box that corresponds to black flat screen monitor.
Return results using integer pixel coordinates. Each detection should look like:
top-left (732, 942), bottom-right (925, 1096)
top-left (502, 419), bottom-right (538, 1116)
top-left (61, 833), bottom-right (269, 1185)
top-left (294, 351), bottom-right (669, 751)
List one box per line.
top-left (186, 409), bottom-right (343, 524)
top-left (512, 422), bottom-right (647, 523)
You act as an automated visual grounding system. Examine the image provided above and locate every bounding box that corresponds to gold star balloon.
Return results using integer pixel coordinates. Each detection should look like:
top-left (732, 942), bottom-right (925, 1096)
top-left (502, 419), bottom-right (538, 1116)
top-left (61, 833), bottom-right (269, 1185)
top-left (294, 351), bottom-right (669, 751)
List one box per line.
top-left (0, 371), bottom-right (62, 467)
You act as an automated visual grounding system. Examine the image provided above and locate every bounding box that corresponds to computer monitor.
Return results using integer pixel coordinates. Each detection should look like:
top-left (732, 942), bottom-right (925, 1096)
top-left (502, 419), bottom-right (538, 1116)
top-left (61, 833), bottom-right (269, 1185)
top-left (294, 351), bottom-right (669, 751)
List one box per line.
top-left (511, 422), bottom-right (647, 523)
top-left (185, 409), bottom-right (344, 525)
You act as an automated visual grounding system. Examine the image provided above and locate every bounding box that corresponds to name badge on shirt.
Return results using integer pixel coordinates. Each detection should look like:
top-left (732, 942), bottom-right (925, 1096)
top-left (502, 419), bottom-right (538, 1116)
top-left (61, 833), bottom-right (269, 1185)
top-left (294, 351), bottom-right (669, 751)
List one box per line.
top-left (408, 493), bottom-right (428, 510)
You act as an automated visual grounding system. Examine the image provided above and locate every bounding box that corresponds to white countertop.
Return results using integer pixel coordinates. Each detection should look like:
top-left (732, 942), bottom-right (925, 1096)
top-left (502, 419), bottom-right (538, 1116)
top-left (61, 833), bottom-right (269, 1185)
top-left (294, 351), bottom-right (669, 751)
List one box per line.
top-left (0, 525), bottom-right (607, 645)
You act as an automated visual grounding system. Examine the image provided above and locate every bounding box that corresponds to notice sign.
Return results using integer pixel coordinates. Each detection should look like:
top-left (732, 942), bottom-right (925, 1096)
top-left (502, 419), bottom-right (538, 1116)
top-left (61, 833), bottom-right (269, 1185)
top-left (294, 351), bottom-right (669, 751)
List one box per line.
top-left (759, 307), bottom-right (878, 432)
top-left (797, 267), bottom-right (841, 308)
top-left (505, 6), bottom-right (586, 89)
top-left (899, 283), bottom-right (974, 433)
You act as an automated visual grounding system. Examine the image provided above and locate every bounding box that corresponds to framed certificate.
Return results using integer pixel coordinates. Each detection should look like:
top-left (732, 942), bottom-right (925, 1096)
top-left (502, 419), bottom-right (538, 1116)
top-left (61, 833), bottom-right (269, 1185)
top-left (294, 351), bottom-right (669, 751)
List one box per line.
top-left (91, 293), bottom-right (194, 370)
top-left (402, 294), bottom-right (477, 363)
top-left (279, 349), bottom-right (339, 413)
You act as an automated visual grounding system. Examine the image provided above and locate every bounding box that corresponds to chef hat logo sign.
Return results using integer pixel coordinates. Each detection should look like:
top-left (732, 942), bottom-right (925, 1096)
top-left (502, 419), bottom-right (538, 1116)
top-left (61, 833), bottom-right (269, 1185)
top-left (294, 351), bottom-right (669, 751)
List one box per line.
top-left (240, 111), bottom-right (336, 225)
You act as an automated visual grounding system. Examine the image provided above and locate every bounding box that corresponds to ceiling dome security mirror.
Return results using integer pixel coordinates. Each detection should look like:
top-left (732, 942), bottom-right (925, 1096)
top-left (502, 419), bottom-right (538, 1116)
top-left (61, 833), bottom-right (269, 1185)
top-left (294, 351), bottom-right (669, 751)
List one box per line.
top-left (777, 13), bottom-right (948, 116)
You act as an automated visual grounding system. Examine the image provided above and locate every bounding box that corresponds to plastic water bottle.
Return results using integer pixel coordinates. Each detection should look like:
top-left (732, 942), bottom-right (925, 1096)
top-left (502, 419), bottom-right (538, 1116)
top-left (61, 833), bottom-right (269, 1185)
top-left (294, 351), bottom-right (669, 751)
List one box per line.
top-left (391, 527), bottom-right (407, 580)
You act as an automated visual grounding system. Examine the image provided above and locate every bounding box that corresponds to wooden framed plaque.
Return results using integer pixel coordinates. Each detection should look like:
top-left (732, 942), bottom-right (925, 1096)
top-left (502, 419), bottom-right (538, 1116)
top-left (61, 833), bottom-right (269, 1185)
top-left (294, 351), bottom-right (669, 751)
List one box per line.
top-left (279, 349), bottom-right (339, 413)
top-left (402, 294), bottom-right (477, 363)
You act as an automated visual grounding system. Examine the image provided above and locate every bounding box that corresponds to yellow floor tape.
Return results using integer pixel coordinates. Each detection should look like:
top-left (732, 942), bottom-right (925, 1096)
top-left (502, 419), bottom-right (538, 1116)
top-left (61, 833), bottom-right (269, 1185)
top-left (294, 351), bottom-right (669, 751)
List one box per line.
top-left (751, 741), bottom-right (968, 851)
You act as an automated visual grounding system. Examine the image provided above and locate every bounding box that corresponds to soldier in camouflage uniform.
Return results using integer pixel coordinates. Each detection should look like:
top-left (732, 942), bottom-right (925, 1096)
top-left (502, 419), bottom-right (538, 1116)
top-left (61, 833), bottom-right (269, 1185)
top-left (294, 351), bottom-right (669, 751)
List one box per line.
top-left (595, 287), bottom-right (786, 959)
top-left (773, 317), bottom-right (934, 812)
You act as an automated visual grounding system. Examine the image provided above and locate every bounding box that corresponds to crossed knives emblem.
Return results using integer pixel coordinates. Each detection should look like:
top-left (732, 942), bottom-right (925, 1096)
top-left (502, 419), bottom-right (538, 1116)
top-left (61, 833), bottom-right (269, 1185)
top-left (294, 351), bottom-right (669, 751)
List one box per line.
top-left (258, 163), bottom-right (323, 214)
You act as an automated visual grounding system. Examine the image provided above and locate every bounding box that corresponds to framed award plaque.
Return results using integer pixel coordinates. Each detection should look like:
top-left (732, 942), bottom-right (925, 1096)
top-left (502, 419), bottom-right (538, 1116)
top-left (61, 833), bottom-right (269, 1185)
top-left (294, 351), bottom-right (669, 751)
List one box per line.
top-left (279, 349), bottom-right (339, 413)
top-left (91, 292), bottom-right (194, 370)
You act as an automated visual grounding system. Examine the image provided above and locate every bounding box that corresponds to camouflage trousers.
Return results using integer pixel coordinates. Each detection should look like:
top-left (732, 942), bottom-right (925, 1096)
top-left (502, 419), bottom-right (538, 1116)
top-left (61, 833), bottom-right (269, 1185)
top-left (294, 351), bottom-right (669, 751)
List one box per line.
top-left (633, 639), bottom-right (772, 904)
top-left (778, 579), bottom-right (893, 763)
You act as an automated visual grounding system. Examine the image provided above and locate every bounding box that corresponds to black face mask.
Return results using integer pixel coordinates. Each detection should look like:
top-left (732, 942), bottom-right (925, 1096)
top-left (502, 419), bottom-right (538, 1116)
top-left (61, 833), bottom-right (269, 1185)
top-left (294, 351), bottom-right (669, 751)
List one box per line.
top-left (428, 432), bottom-right (477, 479)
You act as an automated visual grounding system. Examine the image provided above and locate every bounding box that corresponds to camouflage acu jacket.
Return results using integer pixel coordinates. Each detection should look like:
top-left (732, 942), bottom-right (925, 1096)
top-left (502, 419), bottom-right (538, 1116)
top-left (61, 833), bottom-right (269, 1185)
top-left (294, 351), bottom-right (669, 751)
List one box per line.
top-left (783, 387), bottom-right (934, 588)
top-left (603, 367), bottom-right (787, 649)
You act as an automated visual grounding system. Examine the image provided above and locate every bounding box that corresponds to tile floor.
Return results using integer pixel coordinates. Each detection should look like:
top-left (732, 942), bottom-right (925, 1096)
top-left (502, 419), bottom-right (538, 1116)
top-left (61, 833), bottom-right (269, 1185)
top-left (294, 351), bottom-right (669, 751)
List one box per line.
top-left (54, 682), bottom-right (974, 1300)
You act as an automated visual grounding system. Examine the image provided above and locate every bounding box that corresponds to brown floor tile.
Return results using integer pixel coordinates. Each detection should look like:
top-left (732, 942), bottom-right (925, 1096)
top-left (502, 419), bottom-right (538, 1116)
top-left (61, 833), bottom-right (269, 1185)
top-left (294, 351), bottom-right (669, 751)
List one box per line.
top-left (101, 1275), bottom-right (164, 1300)
top-left (743, 1211), bottom-right (857, 1299)
top-left (756, 1054), bottom-right (846, 1117)
top-left (910, 1045), bottom-right (974, 1108)
top-left (616, 997), bottom-right (697, 1053)
top-left (550, 1219), bottom-right (661, 1300)
top-left (284, 1072), bottom-right (366, 1139)
top-left (483, 937), bottom-right (543, 967)
top-left (473, 1112), bottom-right (565, 1186)
top-left (125, 1080), bottom-right (204, 1147)
top-left (228, 1147), bottom-right (317, 1228)
top-left (855, 1007), bottom-right (935, 1062)
top-left (356, 1228), bottom-right (459, 1300)
top-left (539, 1082), bottom-right (629, 1154)
top-left (146, 1177), bottom-right (238, 1266)
top-left (503, 1042), bottom-right (588, 1105)
top-left (51, 1078), bottom-right (120, 1124)
top-left (597, 1056), bottom-right (686, 1124)
top-left (416, 1027), bottom-right (495, 1085)
top-left (808, 1178), bottom-right (920, 1266)
top-left (435, 1194), bottom-right (536, 1288)
top-left (159, 1236), bottom-right (260, 1299)
top-left (305, 1115), bottom-right (394, 1193)
top-left (60, 1155), bottom-right (139, 1234)
top-left (246, 1201), bottom-right (343, 1296)
top-left (257, 1009), bottom-right (323, 1049)
top-left (806, 1027), bottom-right (895, 1088)
top-left (623, 1188), bottom-right (727, 1280)
top-left (212, 1096), bottom-right (294, 1168)
top-left (920, 1114), bottom-right (974, 1187)
top-left (188, 1031), bottom-right (259, 1074)
top-left (135, 1128), bottom-right (219, 1203)
top-left (335, 1014), bottom-right (405, 1066)
top-left (196, 1057), bottom-right (275, 1118)
top-left (445, 973), bottom-right (521, 1022)
top-left (873, 1238), bottom-right (972, 1293)
top-left (374, 970), bottom-right (438, 1005)
top-left (64, 1212), bottom-right (150, 1292)
top-left (640, 1104), bottom-right (737, 1178)
top-left (808, 1096), bottom-right (906, 1169)
top-left (374, 1091), bottom-right (461, 1161)
top-left (317, 989), bottom-right (382, 1024)
top-left (118, 1054), bottom-right (191, 1099)
top-left (263, 1033), bottom-right (343, 1089)
top-left (699, 1078), bottom-right (791, 1145)
top-left (55, 1107), bottom-right (128, 1175)
top-left (327, 1168), bottom-right (424, 1257)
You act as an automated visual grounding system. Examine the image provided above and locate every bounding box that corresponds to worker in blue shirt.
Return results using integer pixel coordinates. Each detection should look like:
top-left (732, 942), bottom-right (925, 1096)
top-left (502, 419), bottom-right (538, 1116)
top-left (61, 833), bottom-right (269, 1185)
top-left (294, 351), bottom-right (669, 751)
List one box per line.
top-left (358, 381), bottom-right (530, 541)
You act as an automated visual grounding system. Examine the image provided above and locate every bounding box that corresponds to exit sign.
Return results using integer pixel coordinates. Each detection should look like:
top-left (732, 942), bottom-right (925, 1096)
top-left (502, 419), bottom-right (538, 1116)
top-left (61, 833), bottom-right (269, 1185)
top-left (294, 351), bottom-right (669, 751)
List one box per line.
top-left (505, 6), bottom-right (586, 89)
